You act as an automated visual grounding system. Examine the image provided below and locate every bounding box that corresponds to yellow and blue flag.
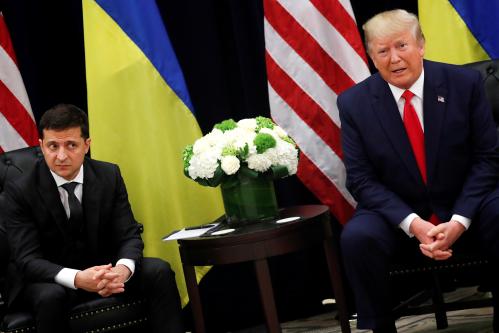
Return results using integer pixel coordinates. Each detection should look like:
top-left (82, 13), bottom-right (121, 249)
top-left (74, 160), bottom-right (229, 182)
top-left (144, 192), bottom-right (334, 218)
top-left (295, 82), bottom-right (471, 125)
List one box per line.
top-left (419, 0), bottom-right (499, 64)
top-left (82, 0), bottom-right (224, 305)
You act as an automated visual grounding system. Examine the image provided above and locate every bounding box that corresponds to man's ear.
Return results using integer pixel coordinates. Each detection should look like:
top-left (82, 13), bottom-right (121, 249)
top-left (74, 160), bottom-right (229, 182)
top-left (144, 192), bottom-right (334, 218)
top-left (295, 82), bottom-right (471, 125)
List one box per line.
top-left (84, 138), bottom-right (91, 154)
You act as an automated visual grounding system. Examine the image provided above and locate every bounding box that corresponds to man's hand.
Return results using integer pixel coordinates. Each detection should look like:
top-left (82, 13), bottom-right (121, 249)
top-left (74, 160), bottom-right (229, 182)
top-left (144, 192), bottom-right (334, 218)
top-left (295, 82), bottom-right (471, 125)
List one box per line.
top-left (410, 217), bottom-right (452, 260)
top-left (74, 264), bottom-right (119, 293)
top-left (96, 264), bottom-right (131, 297)
top-left (419, 220), bottom-right (465, 260)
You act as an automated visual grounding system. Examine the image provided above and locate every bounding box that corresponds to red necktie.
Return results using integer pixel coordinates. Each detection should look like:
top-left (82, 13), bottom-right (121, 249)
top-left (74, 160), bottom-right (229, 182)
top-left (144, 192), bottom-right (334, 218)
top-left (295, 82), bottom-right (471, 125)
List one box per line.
top-left (402, 90), bottom-right (439, 225)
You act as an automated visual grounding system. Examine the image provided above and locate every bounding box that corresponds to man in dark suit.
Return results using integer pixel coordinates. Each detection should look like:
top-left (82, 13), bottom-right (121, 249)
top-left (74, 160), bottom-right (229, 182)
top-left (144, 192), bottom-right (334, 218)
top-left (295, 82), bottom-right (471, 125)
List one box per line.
top-left (338, 9), bottom-right (499, 333)
top-left (3, 104), bottom-right (183, 333)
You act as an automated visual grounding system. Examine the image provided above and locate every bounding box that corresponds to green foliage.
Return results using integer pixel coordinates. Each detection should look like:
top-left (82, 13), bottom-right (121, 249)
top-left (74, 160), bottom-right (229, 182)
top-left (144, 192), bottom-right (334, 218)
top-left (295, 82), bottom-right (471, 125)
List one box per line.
top-left (222, 146), bottom-right (238, 156)
top-left (254, 133), bottom-right (276, 154)
top-left (182, 145), bottom-right (194, 173)
top-left (282, 135), bottom-right (296, 145)
top-left (255, 116), bottom-right (275, 132)
top-left (238, 143), bottom-right (249, 159)
top-left (214, 119), bottom-right (237, 132)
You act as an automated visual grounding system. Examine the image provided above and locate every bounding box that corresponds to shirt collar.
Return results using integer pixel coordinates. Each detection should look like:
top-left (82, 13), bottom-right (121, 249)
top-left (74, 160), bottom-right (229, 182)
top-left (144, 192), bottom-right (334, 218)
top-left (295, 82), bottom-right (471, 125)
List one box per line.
top-left (388, 69), bottom-right (425, 102)
top-left (50, 165), bottom-right (84, 187)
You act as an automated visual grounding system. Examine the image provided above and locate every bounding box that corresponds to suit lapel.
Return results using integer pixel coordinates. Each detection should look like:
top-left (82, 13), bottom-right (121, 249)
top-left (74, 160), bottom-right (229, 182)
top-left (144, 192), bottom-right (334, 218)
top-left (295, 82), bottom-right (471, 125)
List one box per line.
top-left (370, 75), bottom-right (424, 185)
top-left (423, 61), bottom-right (447, 186)
top-left (38, 162), bottom-right (71, 237)
top-left (82, 159), bottom-right (101, 252)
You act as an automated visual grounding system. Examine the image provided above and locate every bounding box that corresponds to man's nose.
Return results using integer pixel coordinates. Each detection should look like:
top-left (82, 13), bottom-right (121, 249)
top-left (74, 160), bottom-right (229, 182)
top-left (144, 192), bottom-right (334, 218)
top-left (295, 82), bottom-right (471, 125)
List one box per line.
top-left (390, 50), bottom-right (401, 63)
top-left (56, 147), bottom-right (67, 160)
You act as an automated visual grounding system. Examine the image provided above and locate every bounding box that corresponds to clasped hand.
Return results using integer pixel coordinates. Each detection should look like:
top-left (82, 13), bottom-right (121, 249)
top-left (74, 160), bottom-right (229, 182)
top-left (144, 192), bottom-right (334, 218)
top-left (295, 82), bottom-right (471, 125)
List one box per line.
top-left (410, 218), bottom-right (466, 261)
top-left (75, 263), bottom-right (131, 297)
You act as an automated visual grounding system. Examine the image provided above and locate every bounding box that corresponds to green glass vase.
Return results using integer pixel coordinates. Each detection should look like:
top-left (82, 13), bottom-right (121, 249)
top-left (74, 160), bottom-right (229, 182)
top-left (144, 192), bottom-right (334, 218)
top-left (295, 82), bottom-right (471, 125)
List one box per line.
top-left (220, 172), bottom-right (278, 226)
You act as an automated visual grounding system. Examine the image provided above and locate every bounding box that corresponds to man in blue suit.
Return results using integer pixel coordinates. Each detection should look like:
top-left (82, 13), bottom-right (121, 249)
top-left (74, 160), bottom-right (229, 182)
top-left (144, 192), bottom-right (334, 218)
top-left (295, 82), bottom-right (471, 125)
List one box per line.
top-left (338, 9), bottom-right (499, 333)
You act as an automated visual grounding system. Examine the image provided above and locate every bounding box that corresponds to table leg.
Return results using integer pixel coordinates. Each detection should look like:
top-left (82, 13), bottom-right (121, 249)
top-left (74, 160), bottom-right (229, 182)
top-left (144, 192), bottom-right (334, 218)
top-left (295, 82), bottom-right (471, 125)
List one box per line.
top-left (323, 240), bottom-right (351, 333)
top-left (183, 264), bottom-right (205, 333)
top-left (254, 259), bottom-right (281, 333)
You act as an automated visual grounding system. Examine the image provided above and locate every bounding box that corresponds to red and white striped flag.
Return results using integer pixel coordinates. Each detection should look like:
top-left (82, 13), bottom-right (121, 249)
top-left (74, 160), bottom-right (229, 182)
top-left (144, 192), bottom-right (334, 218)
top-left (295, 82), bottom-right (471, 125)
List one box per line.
top-left (0, 12), bottom-right (38, 153)
top-left (264, 0), bottom-right (370, 224)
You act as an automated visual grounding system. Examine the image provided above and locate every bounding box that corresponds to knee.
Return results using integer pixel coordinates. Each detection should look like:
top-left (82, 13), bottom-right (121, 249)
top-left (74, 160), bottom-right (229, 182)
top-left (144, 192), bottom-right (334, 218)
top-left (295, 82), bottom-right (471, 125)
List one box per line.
top-left (341, 222), bottom-right (373, 255)
top-left (340, 217), bottom-right (389, 258)
top-left (28, 283), bottom-right (68, 310)
top-left (140, 257), bottom-right (176, 286)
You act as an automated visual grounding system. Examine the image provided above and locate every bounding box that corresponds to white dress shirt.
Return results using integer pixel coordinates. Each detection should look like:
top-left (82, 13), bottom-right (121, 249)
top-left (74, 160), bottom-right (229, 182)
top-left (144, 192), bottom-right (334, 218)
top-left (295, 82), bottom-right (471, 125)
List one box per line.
top-left (387, 70), bottom-right (471, 236)
top-left (50, 166), bottom-right (135, 289)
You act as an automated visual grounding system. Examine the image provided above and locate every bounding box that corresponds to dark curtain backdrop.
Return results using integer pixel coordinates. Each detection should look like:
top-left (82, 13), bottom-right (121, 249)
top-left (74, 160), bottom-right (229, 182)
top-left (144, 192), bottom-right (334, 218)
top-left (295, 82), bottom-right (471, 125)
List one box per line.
top-left (1, 0), bottom-right (416, 331)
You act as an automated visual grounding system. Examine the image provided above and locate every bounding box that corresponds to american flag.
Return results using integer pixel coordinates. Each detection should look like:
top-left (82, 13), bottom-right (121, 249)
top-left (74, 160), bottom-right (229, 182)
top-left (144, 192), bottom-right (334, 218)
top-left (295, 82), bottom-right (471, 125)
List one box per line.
top-left (0, 12), bottom-right (38, 153)
top-left (264, 0), bottom-right (370, 224)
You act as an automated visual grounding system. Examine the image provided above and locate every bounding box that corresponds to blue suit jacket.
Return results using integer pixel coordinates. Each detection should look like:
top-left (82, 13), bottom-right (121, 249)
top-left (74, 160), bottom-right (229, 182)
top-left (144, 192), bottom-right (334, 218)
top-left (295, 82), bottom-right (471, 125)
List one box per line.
top-left (338, 60), bottom-right (499, 226)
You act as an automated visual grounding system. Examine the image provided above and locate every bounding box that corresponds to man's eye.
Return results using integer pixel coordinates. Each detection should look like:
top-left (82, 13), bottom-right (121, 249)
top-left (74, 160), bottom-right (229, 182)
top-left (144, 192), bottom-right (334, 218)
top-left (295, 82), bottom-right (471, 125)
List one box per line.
top-left (49, 144), bottom-right (57, 150)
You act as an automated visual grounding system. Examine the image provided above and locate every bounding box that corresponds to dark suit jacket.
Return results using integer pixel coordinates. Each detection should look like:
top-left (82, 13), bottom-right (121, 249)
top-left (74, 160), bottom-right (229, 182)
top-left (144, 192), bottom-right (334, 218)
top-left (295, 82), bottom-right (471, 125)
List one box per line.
top-left (338, 60), bottom-right (499, 226)
top-left (3, 157), bottom-right (143, 305)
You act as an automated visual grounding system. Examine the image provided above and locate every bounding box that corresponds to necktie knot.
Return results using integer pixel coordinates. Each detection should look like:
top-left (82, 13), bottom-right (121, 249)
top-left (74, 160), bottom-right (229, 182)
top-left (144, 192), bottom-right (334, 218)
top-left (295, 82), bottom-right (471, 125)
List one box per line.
top-left (61, 182), bottom-right (78, 195)
top-left (402, 90), bottom-right (414, 104)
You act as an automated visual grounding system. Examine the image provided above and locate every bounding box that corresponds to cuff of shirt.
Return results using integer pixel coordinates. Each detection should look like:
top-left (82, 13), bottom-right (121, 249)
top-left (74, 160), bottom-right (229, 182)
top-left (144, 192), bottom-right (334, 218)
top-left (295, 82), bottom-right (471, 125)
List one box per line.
top-left (116, 258), bottom-right (135, 282)
top-left (451, 214), bottom-right (471, 230)
top-left (399, 213), bottom-right (419, 237)
top-left (55, 268), bottom-right (80, 290)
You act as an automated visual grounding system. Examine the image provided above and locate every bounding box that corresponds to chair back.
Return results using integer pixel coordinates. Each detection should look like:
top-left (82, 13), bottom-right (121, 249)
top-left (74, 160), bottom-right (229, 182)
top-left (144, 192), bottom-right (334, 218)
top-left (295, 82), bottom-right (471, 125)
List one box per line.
top-left (0, 147), bottom-right (42, 309)
top-left (465, 59), bottom-right (499, 125)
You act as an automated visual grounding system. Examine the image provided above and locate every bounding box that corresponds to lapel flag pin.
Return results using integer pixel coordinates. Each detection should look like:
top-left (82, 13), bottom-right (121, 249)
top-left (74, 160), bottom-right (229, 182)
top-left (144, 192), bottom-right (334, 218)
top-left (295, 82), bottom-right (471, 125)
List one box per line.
top-left (437, 96), bottom-right (445, 103)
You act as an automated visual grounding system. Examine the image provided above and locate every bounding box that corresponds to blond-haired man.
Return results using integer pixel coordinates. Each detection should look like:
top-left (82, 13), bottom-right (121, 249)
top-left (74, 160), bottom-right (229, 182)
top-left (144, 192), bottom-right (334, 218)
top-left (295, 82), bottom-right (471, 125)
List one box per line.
top-left (338, 9), bottom-right (499, 332)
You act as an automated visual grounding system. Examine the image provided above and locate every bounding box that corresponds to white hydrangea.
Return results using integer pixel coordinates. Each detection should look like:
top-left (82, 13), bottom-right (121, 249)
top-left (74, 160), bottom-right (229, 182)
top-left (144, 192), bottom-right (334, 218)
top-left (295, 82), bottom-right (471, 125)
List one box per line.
top-left (221, 155), bottom-right (240, 175)
top-left (237, 118), bottom-right (257, 131)
top-left (247, 153), bottom-right (272, 172)
top-left (192, 137), bottom-right (211, 155)
top-left (188, 150), bottom-right (220, 180)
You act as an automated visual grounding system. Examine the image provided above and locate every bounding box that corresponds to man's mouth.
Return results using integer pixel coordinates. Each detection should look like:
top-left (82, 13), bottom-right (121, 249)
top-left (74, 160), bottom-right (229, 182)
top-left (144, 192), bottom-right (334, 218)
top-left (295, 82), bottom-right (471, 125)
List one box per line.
top-left (392, 68), bottom-right (406, 74)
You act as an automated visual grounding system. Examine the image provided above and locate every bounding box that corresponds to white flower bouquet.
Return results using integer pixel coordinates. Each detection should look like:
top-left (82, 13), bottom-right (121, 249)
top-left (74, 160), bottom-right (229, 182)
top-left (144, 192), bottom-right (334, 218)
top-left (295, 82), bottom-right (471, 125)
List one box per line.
top-left (182, 117), bottom-right (299, 187)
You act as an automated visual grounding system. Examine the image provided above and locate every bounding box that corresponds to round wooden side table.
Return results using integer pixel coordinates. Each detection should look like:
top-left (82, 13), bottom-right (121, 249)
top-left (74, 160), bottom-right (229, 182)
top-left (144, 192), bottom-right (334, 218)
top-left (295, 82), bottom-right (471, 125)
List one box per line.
top-left (177, 205), bottom-right (350, 333)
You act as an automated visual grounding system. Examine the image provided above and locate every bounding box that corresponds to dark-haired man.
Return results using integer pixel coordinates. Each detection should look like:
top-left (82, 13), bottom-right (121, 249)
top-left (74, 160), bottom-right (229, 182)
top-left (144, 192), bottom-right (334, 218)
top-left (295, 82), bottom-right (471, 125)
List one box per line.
top-left (3, 104), bottom-right (183, 333)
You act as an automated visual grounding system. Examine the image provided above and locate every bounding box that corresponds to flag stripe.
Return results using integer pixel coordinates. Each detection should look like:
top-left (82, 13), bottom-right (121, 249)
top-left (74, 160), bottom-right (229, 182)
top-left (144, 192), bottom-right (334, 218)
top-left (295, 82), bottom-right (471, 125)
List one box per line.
top-left (0, 81), bottom-right (38, 146)
top-left (94, 0), bottom-right (194, 112)
top-left (268, 85), bottom-right (356, 206)
top-left (264, 0), bottom-right (369, 224)
top-left (0, 111), bottom-right (30, 151)
top-left (0, 12), bottom-right (38, 153)
top-left (310, 0), bottom-right (368, 65)
top-left (298, 153), bottom-right (355, 223)
top-left (264, 19), bottom-right (341, 127)
top-left (449, 0), bottom-right (499, 58)
top-left (266, 52), bottom-right (343, 158)
top-left (265, 0), bottom-right (355, 94)
top-left (279, 0), bottom-right (368, 83)
top-left (0, 14), bottom-right (17, 64)
top-left (0, 41), bottom-right (34, 118)
top-left (419, 0), bottom-right (489, 64)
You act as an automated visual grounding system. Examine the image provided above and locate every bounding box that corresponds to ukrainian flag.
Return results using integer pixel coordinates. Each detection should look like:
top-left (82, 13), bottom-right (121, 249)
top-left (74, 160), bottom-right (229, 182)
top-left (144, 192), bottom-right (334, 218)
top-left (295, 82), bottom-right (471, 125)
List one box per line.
top-left (419, 0), bottom-right (499, 64)
top-left (82, 0), bottom-right (224, 305)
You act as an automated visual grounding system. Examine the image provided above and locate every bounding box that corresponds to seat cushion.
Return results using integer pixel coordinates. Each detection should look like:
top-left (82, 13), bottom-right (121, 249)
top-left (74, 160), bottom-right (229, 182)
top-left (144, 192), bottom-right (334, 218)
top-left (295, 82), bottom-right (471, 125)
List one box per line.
top-left (1, 297), bottom-right (148, 333)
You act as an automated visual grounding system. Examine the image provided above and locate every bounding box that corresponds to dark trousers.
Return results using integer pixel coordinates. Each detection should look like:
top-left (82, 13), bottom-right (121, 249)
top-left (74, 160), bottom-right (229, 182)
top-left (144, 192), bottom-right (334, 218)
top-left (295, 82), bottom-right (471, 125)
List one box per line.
top-left (16, 257), bottom-right (183, 333)
top-left (341, 188), bottom-right (499, 331)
